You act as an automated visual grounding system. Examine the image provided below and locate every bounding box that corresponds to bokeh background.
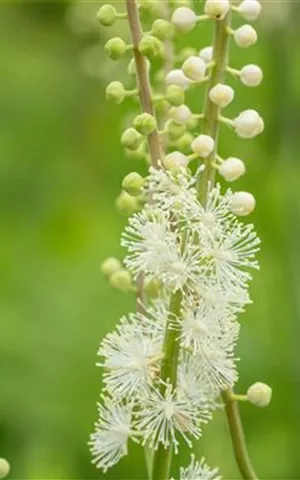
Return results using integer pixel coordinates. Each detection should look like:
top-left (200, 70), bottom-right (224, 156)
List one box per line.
top-left (0, 1), bottom-right (300, 478)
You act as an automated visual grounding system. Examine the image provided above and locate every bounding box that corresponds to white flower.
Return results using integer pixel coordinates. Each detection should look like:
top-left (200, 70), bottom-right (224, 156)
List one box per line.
top-left (231, 191), bottom-right (256, 216)
top-left (234, 109), bottom-right (264, 138)
top-left (164, 151), bottom-right (189, 169)
top-left (169, 105), bottom-right (192, 125)
top-left (237, 0), bottom-right (262, 21)
top-left (191, 135), bottom-right (215, 157)
top-left (240, 64), bottom-right (263, 87)
top-left (166, 69), bottom-right (191, 90)
top-left (233, 25), bottom-right (258, 48)
top-left (138, 383), bottom-right (202, 453)
top-left (218, 157), bottom-right (246, 182)
top-left (199, 46), bottom-right (213, 64)
top-left (180, 454), bottom-right (221, 480)
top-left (204, 0), bottom-right (230, 20)
top-left (182, 56), bottom-right (207, 82)
top-left (209, 83), bottom-right (234, 108)
top-left (98, 317), bottom-right (162, 398)
top-left (89, 399), bottom-right (137, 472)
top-left (171, 7), bottom-right (198, 32)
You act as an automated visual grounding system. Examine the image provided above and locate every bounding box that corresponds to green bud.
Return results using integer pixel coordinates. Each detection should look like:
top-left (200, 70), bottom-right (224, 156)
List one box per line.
top-left (139, 35), bottom-right (163, 59)
top-left (101, 257), bottom-right (122, 278)
top-left (122, 172), bottom-right (145, 196)
top-left (151, 19), bottom-right (173, 40)
top-left (116, 191), bottom-right (138, 215)
top-left (109, 269), bottom-right (132, 292)
top-left (106, 81), bottom-right (126, 104)
top-left (167, 121), bottom-right (186, 140)
top-left (178, 47), bottom-right (198, 63)
top-left (104, 37), bottom-right (127, 60)
top-left (128, 57), bottom-right (151, 77)
top-left (186, 115), bottom-right (198, 130)
top-left (121, 128), bottom-right (143, 150)
top-left (134, 113), bottom-right (157, 135)
top-left (166, 84), bottom-right (185, 106)
top-left (144, 278), bottom-right (161, 297)
top-left (125, 143), bottom-right (147, 160)
top-left (97, 4), bottom-right (116, 26)
top-left (174, 132), bottom-right (194, 153)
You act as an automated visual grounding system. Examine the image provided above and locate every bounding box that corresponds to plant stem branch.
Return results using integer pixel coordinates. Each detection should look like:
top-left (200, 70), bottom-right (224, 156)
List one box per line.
top-left (125, 0), bottom-right (162, 168)
top-left (197, 11), bottom-right (258, 480)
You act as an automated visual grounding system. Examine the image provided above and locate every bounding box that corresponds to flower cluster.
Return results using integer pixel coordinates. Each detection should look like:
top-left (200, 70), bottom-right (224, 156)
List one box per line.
top-left (90, 0), bottom-right (271, 478)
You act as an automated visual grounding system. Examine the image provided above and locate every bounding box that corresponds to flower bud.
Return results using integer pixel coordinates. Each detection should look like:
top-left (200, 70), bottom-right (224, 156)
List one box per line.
top-left (178, 47), bottom-right (198, 63)
top-left (116, 191), bottom-right (138, 215)
top-left (167, 121), bottom-right (186, 140)
top-left (234, 109), bottom-right (263, 138)
top-left (191, 134), bottom-right (215, 157)
top-left (122, 172), bottom-right (145, 195)
top-left (175, 132), bottom-right (194, 153)
top-left (219, 157), bottom-right (246, 181)
top-left (237, 0), bottom-right (262, 21)
top-left (182, 56), bottom-right (206, 82)
top-left (204, 0), bottom-right (230, 20)
top-left (163, 151), bottom-right (189, 169)
top-left (234, 24), bottom-right (258, 48)
top-left (144, 278), bottom-right (161, 297)
top-left (152, 19), bottom-right (173, 40)
top-left (133, 113), bottom-right (157, 135)
top-left (101, 257), bottom-right (122, 277)
top-left (97, 4), bottom-right (116, 26)
top-left (0, 459), bottom-right (10, 480)
top-left (109, 269), bottom-right (132, 292)
top-left (171, 6), bottom-right (198, 32)
top-left (128, 57), bottom-right (151, 76)
top-left (209, 83), bottom-right (234, 108)
top-left (166, 69), bottom-right (191, 91)
top-left (166, 85), bottom-right (185, 106)
top-left (199, 46), bottom-right (213, 63)
top-left (169, 105), bottom-right (192, 125)
top-left (104, 37), bottom-right (127, 60)
top-left (240, 64), bottom-right (263, 87)
top-left (231, 191), bottom-right (256, 216)
top-left (139, 35), bottom-right (163, 59)
top-left (247, 382), bottom-right (272, 407)
top-left (121, 128), bottom-right (143, 150)
top-left (106, 81), bottom-right (126, 104)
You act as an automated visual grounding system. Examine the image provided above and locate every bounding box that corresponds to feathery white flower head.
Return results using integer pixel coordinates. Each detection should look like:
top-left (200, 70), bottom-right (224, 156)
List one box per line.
top-left (180, 454), bottom-right (222, 480)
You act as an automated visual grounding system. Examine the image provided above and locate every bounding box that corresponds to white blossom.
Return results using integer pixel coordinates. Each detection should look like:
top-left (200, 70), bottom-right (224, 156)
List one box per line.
top-left (180, 454), bottom-right (221, 480)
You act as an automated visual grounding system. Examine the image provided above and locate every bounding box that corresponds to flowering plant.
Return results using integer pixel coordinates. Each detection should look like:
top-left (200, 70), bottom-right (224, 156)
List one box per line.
top-left (90, 1), bottom-right (271, 478)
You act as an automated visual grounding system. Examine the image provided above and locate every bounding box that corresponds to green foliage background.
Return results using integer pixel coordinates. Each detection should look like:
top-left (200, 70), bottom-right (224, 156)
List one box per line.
top-left (0, 1), bottom-right (299, 479)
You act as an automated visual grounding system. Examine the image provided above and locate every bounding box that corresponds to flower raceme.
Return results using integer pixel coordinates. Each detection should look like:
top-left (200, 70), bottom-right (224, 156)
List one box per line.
top-left (91, 0), bottom-right (272, 478)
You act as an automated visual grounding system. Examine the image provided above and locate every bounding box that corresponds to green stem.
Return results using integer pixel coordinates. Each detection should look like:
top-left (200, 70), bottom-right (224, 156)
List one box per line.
top-left (152, 290), bottom-right (182, 480)
top-left (197, 10), bottom-right (259, 480)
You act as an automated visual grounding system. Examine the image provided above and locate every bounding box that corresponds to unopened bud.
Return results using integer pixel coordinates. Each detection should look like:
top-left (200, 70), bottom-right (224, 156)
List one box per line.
top-left (144, 278), bottom-right (161, 297)
top-left (0, 459), bottom-right (10, 479)
top-left (106, 81), bottom-right (126, 104)
top-left (128, 57), bottom-right (151, 76)
top-left (104, 37), bottom-right (127, 60)
top-left (234, 24), bottom-right (258, 48)
top-left (240, 64), bottom-right (263, 87)
top-left (231, 191), bottom-right (256, 216)
top-left (134, 113), bottom-right (157, 135)
top-left (178, 47), bottom-right (198, 63)
top-left (101, 257), bottom-right (122, 277)
top-left (167, 121), bottom-right (186, 140)
top-left (182, 56), bottom-right (206, 82)
top-left (122, 172), bottom-right (145, 195)
top-left (247, 382), bottom-right (272, 407)
top-left (199, 45), bottom-right (213, 63)
top-left (169, 105), bottom-right (192, 125)
top-left (237, 0), bottom-right (262, 21)
top-left (219, 157), bottom-right (246, 181)
top-left (204, 0), bottom-right (230, 20)
top-left (175, 132), bottom-right (194, 153)
top-left (191, 134), bottom-right (215, 157)
top-left (209, 83), bottom-right (234, 108)
top-left (139, 35), bottom-right (163, 59)
top-left (234, 109), bottom-right (263, 138)
top-left (166, 85), bottom-right (185, 107)
top-left (166, 69), bottom-right (191, 91)
top-left (97, 4), bottom-right (116, 26)
top-left (152, 19), bottom-right (173, 40)
top-left (121, 128), bottom-right (143, 150)
top-left (171, 6), bottom-right (198, 32)
top-left (116, 191), bottom-right (138, 215)
top-left (109, 269), bottom-right (132, 292)
top-left (163, 151), bottom-right (189, 169)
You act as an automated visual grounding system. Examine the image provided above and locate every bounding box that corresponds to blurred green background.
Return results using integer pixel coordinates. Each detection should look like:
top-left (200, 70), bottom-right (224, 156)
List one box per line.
top-left (0, 1), bottom-right (299, 479)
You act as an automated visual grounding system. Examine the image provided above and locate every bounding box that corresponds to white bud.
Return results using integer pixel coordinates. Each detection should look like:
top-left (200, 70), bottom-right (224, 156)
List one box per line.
top-left (209, 83), bottom-right (234, 108)
top-left (166, 69), bottom-right (191, 90)
top-left (234, 24), bottom-right (258, 48)
top-left (231, 191), bottom-right (256, 216)
top-left (171, 6), bottom-right (197, 32)
top-left (204, 0), bottom-right (230, 19)
top-left (247, 382), bottom-right (272, 407)
top-left (234, 109), bottom-right (263, 138)
top-left (240, 64), bottom-right (263, 87)
top-left (0, 459), bottom-right (10, 479)
top-left (169, 105), bottom-right (192, 125)
top-left (199, 46), bottom-right (213, 63)
top-left (219, 157), bottom-right (246, 181)
top-left (164, 151), bottom-right (189, 169)
top-left (191, 134), bottom-right (215, 157)
top-left (182, 56), bottom-right (206, 82)
top-left (237, 0), bottom-right (262, 21)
